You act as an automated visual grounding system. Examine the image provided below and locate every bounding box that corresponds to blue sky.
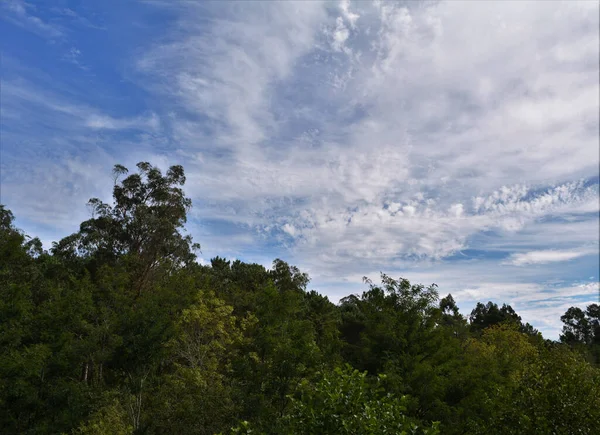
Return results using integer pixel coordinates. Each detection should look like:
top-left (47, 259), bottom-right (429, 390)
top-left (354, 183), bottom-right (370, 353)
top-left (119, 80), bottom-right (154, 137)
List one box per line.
top-left (1, 0), bottom-right (598, 339)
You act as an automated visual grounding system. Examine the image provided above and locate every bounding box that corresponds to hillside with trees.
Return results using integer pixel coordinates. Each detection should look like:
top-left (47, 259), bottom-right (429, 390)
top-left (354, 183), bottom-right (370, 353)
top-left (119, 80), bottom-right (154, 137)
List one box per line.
top-left (1, 163), bottom-right (599, 434)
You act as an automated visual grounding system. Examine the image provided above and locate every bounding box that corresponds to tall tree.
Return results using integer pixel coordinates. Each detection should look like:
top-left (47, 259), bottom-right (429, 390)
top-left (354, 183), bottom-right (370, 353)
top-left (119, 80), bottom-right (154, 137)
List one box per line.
top-left (560, 304), bottom-right (600, 364)
top-left (469, 301), bottom-right (538, 335)
top-left (52, 162), bottom-right (199, 296)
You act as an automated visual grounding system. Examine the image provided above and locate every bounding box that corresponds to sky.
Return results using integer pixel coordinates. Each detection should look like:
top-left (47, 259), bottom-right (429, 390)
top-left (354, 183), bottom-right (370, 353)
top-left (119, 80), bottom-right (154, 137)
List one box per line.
top-left (1, 0), bottom-right (599, 339)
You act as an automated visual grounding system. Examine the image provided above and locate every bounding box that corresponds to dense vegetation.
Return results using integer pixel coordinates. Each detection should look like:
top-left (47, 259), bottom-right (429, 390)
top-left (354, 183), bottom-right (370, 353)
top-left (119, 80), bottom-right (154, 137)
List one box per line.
top-left (1, 163), bottom-right (599, 434)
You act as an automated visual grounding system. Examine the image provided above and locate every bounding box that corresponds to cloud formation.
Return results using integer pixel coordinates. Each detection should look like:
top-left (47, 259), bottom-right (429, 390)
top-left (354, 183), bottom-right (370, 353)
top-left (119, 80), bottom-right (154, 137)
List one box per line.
top-left (504, 249), bottom-right (594, 267)
top-left (1, 1), bottom-right (598, 339)
top-left (133, 1), bottom-right (598, 252)
top-left (1, 0), bottom-right (63, 38)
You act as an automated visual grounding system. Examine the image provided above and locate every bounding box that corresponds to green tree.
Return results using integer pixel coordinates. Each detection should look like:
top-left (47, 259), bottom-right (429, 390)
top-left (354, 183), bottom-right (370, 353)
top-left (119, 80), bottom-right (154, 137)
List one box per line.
top-left (281, 365), bottom-right (440, 435)
top-left (74, 396), bottom-right (132, 435)
top-left (487, 340), bottom-right (600, 434)
top-left (447, 324), bottom-right (540, 434)
top-left (52, 162), bottom-right (199, 297)
top-left (339, 275), bottom-right (440, 375)
top-left (147, 289), bottom-right (251, 435)
top-left (0, 206), bottom-right (99, 433)
top-left (560, 304), bottom-right (600, 364)
top-left (304, 290), bottom-right (342, 362)
top-left (439, 294), bottom-right (469, 340)
top-left (338, 275), bottom-right (460, 424)
top-left (5, 160), bottom-right (600, 435)
top-left (469, 301), bottom-right (538, 335)
top-left (232, 260), bottom-right (321, 427)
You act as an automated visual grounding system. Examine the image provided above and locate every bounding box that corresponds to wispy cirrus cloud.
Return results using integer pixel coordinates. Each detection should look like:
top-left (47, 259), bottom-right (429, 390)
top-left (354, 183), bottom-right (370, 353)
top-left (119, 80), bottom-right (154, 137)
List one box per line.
top-left (137, 1), bottom-right (328, 150)
top-left (0, 75), bottom-right (165, 234)
top-left (2, 79), bottom-right (159, 134)
top-left (1, 0), bottom-right (62, 38)
top-left (53, 7), bottom-right (106, 31)
top-left (62, 47), bottom-right (88, 71)
top-left (85, 113), bottom-right (159, 131)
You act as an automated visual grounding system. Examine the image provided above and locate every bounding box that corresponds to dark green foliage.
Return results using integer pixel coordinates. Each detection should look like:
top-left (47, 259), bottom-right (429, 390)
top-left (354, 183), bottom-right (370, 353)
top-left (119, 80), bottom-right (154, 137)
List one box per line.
top-left (469, 301), bottom-right (539, 336)
top-left (339, 275), bottom-right (439, 374)
top-left (560, 304), bottom-right (600, 364)
top-left (1, 163), bottom-right (599, 435)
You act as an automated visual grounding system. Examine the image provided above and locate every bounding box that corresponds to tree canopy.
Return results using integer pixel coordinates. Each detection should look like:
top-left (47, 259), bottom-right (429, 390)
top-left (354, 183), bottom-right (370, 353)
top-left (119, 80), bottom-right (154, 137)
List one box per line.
top-left (1, 163), bottom-right (598, 435)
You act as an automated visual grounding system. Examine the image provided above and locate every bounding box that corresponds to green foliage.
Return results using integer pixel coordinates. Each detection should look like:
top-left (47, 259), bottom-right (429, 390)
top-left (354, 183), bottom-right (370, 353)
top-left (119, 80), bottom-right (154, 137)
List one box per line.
top-left (147, 290), bottom-right (250, 434)
top-left (2, 162), bottom-right (599, 435)
top-left (281, 365), bottom-right (440, 435)
top-left (560, 304), bottom-right (600, 364)
top-left (74, 398), bottom-right (132, 435)
top-left (51, 162), bottom-right (198, 297)
top-left (234, 267), bottom-right (321, 425)
top-left (339, 274), bottom-right (439, 374)
top-left (469, 301), bottom-right (539, 335)
top-left (492, 343), bottom-right (600, 434)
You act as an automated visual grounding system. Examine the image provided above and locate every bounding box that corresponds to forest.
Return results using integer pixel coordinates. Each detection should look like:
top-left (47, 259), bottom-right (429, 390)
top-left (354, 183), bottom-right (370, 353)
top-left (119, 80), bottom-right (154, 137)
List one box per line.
top-left (1, 162), bottom-right (599, 434)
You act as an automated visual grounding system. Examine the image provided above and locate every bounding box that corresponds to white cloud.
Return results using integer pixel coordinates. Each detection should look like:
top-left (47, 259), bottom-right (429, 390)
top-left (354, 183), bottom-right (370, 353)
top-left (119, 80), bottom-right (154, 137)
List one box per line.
top-left (448, 203), bottom-right (464, 218)
top-left (2, 79), bottom-right (161, 134)
top-left (2, 0), bottom-right (62, 38)
top-left (282, 223), bottom-right (297, 237)
top-left (85, 113), bottom-right (160, 131)
top-left (55, 7), bottom-right (106, 31)
top-left (128, 1), bottom-right (599, 291)
top-left (137, 1), bottom-right (328, 149)
top-left (331, 17), bottom-right (350, 52)
top-left (62, 47), bottom-right (88, 70)
top-left (503, 248), bottom-right (595, 266)
top-left (339, 0), bottom-right (360, 29)
top-left (0, 77), bottom-right (169, 239)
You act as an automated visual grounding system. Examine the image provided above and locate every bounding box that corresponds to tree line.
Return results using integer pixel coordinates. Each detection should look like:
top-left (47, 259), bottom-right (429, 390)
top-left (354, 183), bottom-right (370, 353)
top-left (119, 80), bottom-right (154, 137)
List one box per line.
top-left (1, 162), bottom-right (599, 434)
